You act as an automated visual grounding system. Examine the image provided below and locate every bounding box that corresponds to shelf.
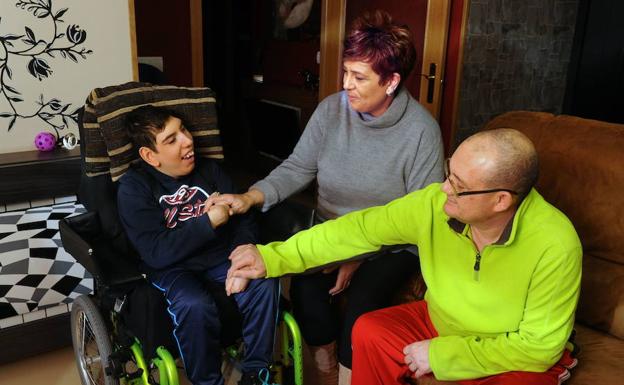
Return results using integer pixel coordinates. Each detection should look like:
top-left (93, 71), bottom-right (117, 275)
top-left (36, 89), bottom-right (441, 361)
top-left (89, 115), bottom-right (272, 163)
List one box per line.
top-left (0, 148), bottom-right (82, 204)
top-left (0, 148), bottom-right (80, 168)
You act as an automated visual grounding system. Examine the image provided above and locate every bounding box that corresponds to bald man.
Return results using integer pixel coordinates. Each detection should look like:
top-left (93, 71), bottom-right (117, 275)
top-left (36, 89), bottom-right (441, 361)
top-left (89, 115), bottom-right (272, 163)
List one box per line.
top-left (226, 129), bottom-right (582, 385)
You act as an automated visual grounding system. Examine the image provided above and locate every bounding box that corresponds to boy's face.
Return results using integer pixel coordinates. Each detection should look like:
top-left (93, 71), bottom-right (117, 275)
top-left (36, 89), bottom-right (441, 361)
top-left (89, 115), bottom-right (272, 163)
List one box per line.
top-left (142, 116), bottom-right (195, 178)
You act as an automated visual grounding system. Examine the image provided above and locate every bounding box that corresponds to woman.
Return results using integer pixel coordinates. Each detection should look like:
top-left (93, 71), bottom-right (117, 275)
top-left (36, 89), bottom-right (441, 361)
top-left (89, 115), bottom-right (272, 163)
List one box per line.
top-left (216, 10), bottom-right (444, 385)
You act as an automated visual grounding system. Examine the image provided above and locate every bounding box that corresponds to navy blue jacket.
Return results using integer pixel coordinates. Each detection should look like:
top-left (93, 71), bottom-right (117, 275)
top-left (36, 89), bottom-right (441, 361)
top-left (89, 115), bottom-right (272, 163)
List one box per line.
top-left (117, 159), bottom-right (257, 273)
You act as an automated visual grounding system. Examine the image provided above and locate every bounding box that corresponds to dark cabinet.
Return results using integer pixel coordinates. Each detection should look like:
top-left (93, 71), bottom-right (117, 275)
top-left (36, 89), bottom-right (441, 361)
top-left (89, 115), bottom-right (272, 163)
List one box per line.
top-left (0, 149), bottom-right (81, 205)
top-left (564, 0), bottom-right (624, 123)
top-left (203, 1), bottom-right (320, 175)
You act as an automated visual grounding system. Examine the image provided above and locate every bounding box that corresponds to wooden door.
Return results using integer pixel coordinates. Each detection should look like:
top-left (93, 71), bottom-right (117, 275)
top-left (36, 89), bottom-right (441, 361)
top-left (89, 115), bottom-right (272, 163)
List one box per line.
top-left (319, 0), bottom-right (451, 119)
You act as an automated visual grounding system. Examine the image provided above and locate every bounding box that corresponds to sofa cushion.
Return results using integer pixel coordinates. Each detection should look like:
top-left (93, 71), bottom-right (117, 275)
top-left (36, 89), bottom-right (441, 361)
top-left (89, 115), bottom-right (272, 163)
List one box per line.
top-left (567, 324), bottom-right (624, 385)
top-left (484, 111), bottom-right (624, 339)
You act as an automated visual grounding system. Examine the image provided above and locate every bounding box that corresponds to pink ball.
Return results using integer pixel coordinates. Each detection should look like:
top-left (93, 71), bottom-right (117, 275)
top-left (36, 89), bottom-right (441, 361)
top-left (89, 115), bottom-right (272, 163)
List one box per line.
top-left (34, 132), bottom-right (57, 152)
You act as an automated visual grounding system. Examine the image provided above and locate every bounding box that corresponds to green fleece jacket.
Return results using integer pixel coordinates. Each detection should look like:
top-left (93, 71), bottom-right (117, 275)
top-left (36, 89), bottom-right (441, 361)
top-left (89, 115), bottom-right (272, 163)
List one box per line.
top-left (258, 184), bottom-right (582, 380)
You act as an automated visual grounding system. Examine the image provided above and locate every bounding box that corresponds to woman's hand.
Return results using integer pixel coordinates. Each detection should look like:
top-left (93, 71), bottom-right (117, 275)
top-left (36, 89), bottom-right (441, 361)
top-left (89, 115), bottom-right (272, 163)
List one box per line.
top-left (205, 204), bottom-right (230, 228)
top-left (212, 193), bottom-right (254, 215)
top-left (328, 260), bottom-right (363, 295)
top-left (208, 189), bottom-right (265, 215)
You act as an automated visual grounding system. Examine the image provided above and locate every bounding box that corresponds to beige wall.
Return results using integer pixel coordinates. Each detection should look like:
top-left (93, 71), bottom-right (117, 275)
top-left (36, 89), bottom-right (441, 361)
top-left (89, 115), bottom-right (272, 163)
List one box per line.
top-left (0, 0), bottom-right (135, 153)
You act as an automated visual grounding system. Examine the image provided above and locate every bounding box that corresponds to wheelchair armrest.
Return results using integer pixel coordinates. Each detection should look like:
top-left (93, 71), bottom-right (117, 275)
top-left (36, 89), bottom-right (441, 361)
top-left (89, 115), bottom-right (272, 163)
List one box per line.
top-left (60, 211), bottom-right (144, 288)
top-left (258, 199), bottom-right (314, 244)
top-left (60, 212), bottom-right (101, 279)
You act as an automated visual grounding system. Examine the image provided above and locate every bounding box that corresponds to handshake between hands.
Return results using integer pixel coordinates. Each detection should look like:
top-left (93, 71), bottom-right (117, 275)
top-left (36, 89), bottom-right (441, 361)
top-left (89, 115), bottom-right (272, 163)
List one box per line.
top-left (204, 191), bottom-right (257, 218)
top-left (203, 192), bottom-right (230, 229)
top-left (204, 190), bottom-right (260, 230)
top-left (203, 192), bottom-right (267, 296)
top-left (224, 244), bottom-right (268, 296)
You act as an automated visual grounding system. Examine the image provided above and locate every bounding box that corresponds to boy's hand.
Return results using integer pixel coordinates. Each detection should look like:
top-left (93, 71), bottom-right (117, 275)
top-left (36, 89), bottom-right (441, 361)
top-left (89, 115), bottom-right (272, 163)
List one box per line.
top-left (225, 276), bottom-right (249, 296)
top-left (206, 204), bottom-right (230, 228)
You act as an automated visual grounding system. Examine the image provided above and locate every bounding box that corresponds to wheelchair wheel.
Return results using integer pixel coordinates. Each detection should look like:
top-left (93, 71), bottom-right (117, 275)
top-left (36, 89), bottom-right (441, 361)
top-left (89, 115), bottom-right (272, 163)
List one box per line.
top-left (71, 295), bottom-right (119, 385)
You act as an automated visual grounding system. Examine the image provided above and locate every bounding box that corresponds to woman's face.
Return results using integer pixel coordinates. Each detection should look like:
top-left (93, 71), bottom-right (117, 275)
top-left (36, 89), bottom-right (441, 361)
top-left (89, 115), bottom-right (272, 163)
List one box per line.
top-left (342, 60), bottom-right (394, 117)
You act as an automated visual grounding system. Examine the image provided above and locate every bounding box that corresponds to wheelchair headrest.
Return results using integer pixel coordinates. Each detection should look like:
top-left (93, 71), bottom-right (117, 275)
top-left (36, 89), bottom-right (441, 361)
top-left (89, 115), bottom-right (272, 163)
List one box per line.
top-left (81, 81), bottom-right (223, 181)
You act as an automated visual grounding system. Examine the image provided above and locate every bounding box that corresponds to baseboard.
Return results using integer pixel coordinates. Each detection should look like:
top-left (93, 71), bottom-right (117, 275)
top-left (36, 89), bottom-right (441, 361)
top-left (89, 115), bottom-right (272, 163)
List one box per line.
top-left (0, 313), bottom-right (71, 365)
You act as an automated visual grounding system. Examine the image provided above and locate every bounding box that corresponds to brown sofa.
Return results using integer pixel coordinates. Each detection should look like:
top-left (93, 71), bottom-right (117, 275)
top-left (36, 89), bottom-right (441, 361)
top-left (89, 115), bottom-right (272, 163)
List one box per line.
top-left (481, 111), bottom-right (624, 385)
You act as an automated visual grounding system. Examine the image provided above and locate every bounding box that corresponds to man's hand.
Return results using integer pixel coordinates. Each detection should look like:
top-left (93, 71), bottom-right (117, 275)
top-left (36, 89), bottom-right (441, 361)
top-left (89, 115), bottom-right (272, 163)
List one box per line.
top-left (227, 244), bottom-right (268, 279)
top-left (403, 339), bottom-right (432, 378)
top-left (328, 260), bottom-right (362, 295)
top-left (225, 276), bottom-right (249, 296)
top-left (206, 204), bottom-right (230, 228)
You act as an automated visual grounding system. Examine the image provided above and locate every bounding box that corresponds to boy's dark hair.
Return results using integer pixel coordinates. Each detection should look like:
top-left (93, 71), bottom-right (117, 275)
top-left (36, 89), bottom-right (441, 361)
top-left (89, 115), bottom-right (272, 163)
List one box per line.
top-left (125, 105), bottom-right (180, 151)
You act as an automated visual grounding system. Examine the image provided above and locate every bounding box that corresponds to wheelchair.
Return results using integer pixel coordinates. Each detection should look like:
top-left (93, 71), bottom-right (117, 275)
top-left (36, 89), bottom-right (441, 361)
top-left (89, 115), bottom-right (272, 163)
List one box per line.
top-left (59, 85), bottom-right (311, 385)
top-left (61, 200), bottom-right (309, 385)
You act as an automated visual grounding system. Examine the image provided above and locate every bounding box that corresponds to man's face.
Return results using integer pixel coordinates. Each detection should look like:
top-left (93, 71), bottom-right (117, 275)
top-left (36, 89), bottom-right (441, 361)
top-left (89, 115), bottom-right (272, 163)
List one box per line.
top-left (342, 60), bottom-right (393, 117)
top-left (149, 117), bottom-right (195, 178)
top-left (440, 145), bottom-right (498, 224)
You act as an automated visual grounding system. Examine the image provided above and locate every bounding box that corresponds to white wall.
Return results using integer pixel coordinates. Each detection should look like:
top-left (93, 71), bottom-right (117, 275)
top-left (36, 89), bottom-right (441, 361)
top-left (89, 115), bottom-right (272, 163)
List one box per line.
top-left (0, 0), bottom-right (134, 153)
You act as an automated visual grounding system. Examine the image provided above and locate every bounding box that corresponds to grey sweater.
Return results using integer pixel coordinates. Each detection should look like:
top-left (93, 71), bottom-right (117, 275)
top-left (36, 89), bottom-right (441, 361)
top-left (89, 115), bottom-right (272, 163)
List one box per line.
top-left (253, 87), bottom-right (444, 220)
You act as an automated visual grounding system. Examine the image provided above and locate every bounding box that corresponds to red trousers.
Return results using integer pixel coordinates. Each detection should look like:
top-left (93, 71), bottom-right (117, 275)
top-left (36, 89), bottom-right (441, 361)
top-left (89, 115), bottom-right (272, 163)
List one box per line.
top-left (351, 301), bottom-right (577, 385)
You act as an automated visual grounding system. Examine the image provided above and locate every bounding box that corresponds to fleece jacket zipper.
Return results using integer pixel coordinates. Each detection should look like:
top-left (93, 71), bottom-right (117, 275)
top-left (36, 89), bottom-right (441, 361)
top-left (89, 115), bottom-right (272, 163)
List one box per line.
top-left (473, 251), bottom-right (481, 281)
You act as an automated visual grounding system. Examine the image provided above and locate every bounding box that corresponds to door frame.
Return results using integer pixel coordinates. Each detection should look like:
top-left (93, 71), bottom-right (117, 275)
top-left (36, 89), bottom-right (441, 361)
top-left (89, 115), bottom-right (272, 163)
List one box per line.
top-left (190, 0), bottom-right (204, 87)
top-left (319, 0), bottom-right (451, 120)
top-left (418, 0), bottom-right (451, 119)
top-left (441, 0), bottom-right (470, 153)
top-left (128, 0), bottom-right (138, 81)
top-left (319, 0), bottom-right (346, 100)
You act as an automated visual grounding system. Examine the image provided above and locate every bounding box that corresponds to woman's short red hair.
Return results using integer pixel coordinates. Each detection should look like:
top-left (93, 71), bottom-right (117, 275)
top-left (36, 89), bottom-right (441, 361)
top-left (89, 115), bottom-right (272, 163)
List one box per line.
top-left (343, 10), bottom-right (416, 88)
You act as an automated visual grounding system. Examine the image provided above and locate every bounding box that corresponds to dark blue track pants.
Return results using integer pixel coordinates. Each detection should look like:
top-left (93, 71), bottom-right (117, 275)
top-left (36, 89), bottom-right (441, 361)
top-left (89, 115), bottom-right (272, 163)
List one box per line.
top-left (151, 261), bottom-right (279, 385)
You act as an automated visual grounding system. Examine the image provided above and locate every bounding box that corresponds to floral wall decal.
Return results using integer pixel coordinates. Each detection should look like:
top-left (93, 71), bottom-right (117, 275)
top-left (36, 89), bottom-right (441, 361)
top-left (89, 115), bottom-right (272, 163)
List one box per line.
top-left (0, 0), bottom-right (93, 143)
top-left (0, 0), bottom-right (134, 154)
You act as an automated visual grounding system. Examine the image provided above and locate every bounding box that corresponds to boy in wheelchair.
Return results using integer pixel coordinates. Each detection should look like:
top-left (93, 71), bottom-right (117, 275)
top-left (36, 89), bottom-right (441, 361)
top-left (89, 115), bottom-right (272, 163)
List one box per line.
top-left (117, 105), bottom-right (279, 385)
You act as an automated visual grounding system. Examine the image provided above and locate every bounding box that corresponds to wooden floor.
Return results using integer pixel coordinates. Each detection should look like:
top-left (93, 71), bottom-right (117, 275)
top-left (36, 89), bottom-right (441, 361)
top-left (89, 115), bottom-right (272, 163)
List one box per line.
top-left (0, 346), bottom-right (199, 385)
top-left (0, 346), bottom-right (88, 385)
top-left (0, 345), bottom-right (254, 385)
top-left (0, 341), bottom-right (319, 385)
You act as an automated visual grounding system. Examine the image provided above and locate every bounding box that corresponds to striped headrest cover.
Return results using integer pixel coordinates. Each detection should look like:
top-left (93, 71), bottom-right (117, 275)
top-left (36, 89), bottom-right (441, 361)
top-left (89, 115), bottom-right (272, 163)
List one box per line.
top-left (82, 82), bottom-right (223, 181)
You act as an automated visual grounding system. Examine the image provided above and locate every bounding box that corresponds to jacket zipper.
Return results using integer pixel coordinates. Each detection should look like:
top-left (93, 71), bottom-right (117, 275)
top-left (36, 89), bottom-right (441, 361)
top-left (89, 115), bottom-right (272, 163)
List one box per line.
top-left (473, 251), bottom-right (481, 281)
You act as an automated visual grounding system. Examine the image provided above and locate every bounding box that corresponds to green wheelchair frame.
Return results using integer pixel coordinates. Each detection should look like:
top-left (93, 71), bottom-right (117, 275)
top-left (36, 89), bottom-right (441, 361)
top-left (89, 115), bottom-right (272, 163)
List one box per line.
top-left (70, 291), bottom-right (303, 385)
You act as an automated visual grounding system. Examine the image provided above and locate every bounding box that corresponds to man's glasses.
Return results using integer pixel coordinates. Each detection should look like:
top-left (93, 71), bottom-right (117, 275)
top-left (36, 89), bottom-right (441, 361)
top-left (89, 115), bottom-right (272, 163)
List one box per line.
top-left (444, 158), bottom-right (518, 197)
